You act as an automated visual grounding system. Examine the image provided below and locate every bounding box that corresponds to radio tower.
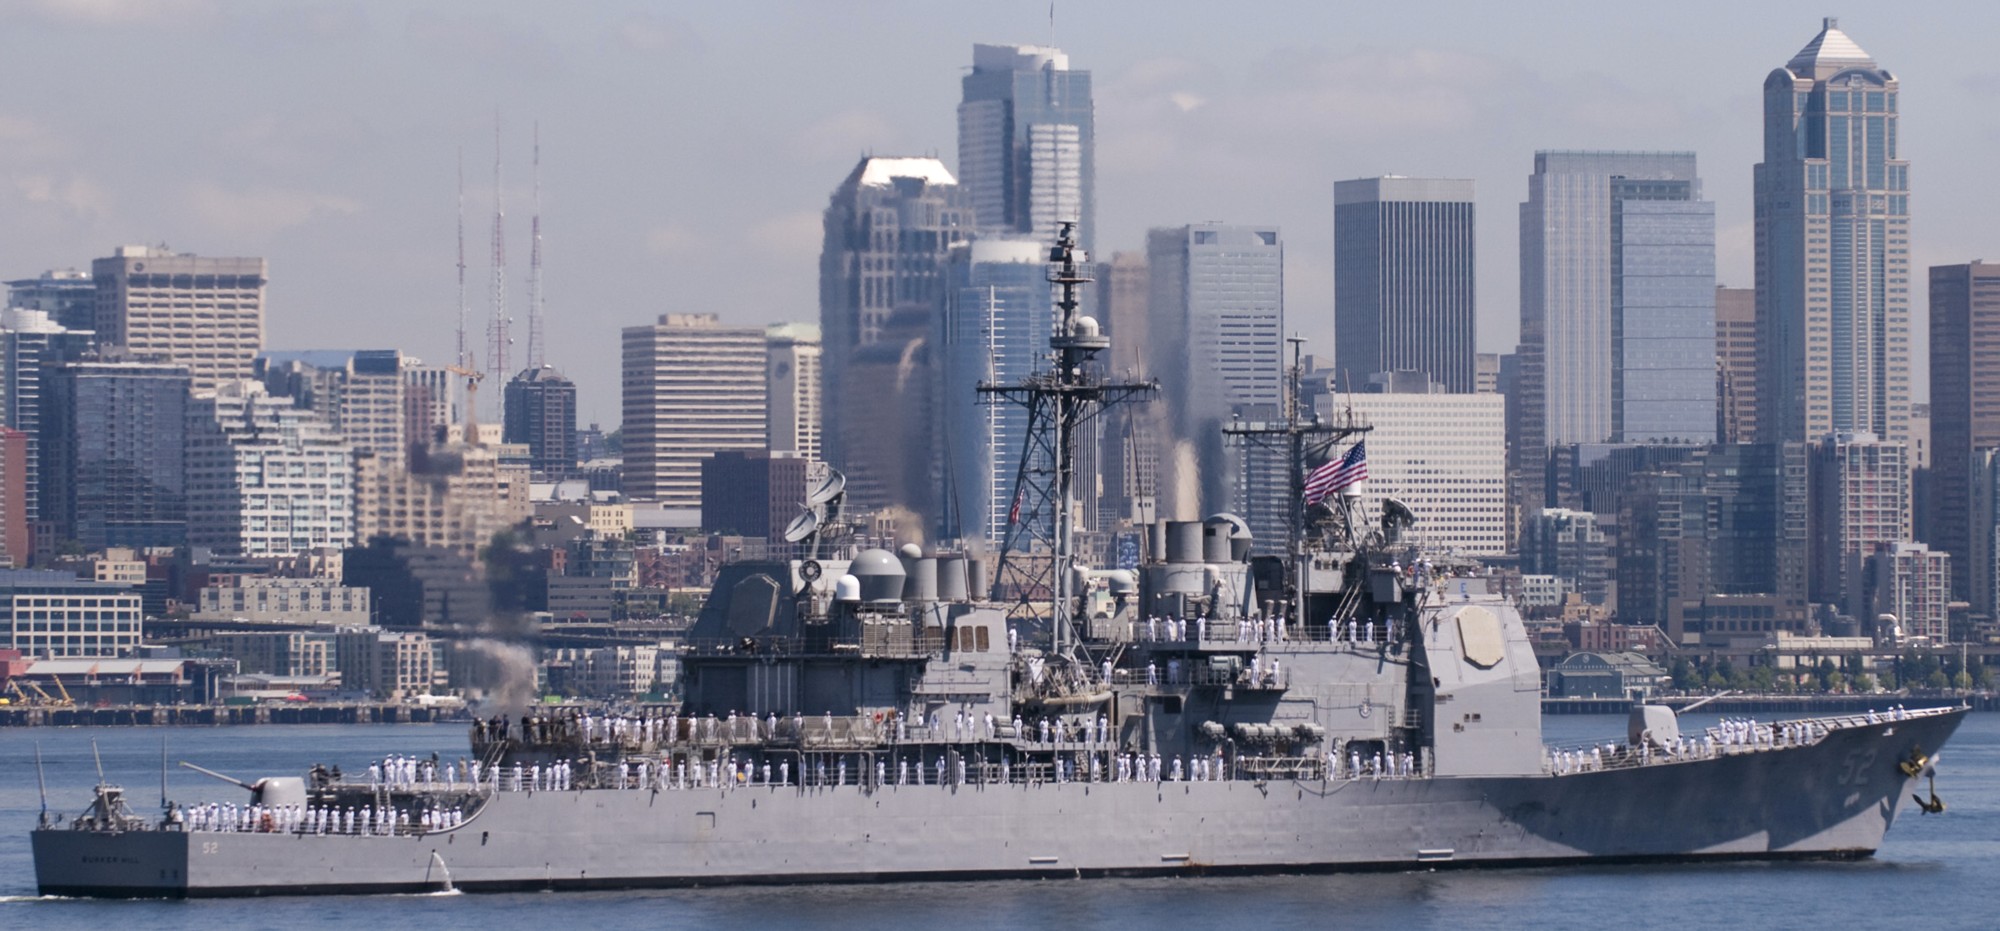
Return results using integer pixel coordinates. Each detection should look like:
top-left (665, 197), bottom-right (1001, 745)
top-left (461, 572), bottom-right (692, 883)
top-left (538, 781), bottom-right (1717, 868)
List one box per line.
top-left (486, 118), bottom-right (512, 393)
top-left (526, 121), bottom-right (545, 371)
top-left (456, 149), bottom-right (469, 395)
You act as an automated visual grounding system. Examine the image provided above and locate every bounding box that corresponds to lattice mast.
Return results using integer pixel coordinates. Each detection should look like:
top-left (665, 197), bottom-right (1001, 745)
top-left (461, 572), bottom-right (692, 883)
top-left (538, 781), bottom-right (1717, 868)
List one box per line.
top-left (486, 118), bottom-right (511, 396)
top-left (982, 222), bottom-right (1156, 657)
top-left (526, 121), bottom-right (545, 371)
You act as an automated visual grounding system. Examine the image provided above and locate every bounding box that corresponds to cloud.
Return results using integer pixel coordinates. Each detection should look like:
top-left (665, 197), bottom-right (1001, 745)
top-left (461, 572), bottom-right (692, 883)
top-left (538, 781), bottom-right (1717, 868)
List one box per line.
top-left (611, 11), bottom-right (703, 55)
top-left (11, 173), bottom-right (111, 218)
top-left (184, 182), bottom-right (361, 238)
top-left (404, 9), bottom-right (562, 76)
top-left (11, 0), bottom-right (218, 27)
top-left (0, 114), bottom-right (70, 161)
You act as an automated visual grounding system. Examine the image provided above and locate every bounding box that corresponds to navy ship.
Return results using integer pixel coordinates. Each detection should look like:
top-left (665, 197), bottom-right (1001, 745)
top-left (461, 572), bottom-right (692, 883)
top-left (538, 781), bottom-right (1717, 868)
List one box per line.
top-left (32, 225), bottom-right (1964, 897)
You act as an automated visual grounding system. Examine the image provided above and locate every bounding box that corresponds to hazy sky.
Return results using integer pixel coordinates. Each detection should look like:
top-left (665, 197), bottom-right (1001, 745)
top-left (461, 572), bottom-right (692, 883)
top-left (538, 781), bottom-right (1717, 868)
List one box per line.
top-left (3, 0), bottom-right (1997, 423)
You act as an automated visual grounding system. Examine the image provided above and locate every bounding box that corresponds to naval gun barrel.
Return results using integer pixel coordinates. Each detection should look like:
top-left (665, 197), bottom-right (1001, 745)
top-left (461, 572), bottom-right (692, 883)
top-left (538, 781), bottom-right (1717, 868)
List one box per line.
top-left (178, 760), bottom-right (257, 791)
top-left (1676, 690), bottom-right (1735, 714)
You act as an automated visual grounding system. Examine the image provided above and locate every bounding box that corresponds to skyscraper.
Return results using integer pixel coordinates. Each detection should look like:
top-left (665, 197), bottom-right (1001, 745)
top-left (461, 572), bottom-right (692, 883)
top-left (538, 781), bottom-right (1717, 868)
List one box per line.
top-left (936, 238), bottom-right (1055, 542)
top-left (1755, 18), bottom-right (1911, 445)
top-left (185, 380), bottom-right (355, 559)
top-left (1810, 432), bottom-right (1910, 618)
top-left (1334, 177), bottom-right (1476, 392)
top-left (41, 359), bottom-right (191, 552)
top-left (6, 269), bottom-right (96, 334)
top-left (620, 314), bottom-right (766, 508)
top-left (1519, 151), bottom-right (1716, 452)
top-left (958, 43), bottom-right (1094, 249)
top-left (1715, 286), bottom-right (1759, 443)
top-left (91, 246), bottom-right (266, 393)
top-left (1616, 443), bottom-right (1810, 643)
top-left (1097, 251), bottom-right (1158, 530)
top-left (1146, 224), bottom-right (1284, 537)
top-left (259, 350), bottom-right (410, 462)
top-left (764, 323), bottom-right (823, 462)
top-left (504, 366), bottom-right (579, 480)
top-left (1926, 261), bottom-right (2000, 600)
top-left (0, 308), bottom-right (93, 536)
top-left (817, 156), bottom-right (968, 490)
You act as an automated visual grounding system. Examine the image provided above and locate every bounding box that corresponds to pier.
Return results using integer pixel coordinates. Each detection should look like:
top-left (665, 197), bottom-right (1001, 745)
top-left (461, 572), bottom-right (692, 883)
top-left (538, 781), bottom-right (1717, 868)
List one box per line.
top-left (0, 702), bottom-right (463, 728)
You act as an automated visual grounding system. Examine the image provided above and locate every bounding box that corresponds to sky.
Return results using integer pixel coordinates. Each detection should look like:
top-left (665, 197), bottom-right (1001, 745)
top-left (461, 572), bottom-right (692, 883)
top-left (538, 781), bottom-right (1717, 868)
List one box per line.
top-left (2, 0), bottom-right (1997, 424)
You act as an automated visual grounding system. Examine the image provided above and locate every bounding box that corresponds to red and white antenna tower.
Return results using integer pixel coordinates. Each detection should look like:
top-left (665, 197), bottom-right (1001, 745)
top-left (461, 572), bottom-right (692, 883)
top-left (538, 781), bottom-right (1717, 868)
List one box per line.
top-left (486, 117), bottom-right (512, 390)
top-left (527, 121), bottom-right (545, 371)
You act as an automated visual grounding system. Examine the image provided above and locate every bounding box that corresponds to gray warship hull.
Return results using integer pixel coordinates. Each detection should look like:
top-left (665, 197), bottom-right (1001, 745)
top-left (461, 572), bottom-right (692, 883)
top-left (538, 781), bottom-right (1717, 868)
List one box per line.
top-left (33, 707), bottom-right (1963, 898)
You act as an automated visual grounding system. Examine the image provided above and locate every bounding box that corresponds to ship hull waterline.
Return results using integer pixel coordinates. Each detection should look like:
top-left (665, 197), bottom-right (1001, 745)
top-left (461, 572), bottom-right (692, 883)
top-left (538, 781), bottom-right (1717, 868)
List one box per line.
top-left (32, 708), bottom-right (1961, 898)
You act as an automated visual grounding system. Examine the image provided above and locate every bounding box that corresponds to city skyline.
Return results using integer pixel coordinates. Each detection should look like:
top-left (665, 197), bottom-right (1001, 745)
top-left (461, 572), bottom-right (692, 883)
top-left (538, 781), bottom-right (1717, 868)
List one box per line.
top-left (1, 3), bottom-right (1994, 418)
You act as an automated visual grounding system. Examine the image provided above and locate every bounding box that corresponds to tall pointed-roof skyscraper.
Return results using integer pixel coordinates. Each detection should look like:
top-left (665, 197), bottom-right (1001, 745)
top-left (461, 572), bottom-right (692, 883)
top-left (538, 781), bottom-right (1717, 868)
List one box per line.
top-left (1755, 18), bottom-right (1911, 444)
top-left (958, 44), bottom-right (1094, 250)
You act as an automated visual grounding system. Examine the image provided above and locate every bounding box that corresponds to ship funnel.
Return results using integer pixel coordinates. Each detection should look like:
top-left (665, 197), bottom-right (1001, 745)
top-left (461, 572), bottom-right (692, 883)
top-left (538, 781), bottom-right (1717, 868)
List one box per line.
top-left (1165, 521), bottom-right (1203, 563)
top-left (906, 556), bottom-right (939, 603)
top-left (938, 556), bottom-right (970, 601)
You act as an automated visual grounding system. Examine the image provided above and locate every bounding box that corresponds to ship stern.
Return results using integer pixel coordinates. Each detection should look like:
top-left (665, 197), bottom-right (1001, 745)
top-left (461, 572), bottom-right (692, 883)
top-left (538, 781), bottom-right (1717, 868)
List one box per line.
top-left (33, 828), bottom-right (191, 898)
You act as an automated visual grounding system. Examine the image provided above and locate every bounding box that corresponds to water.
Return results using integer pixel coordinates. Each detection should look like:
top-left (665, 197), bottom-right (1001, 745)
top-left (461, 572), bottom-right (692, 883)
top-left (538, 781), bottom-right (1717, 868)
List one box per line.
top-left (3, 715), bottom-right (1996, 930)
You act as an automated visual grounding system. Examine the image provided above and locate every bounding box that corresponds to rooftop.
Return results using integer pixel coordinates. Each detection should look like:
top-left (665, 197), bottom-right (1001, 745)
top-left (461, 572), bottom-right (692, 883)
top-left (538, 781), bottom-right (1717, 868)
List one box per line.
top-left (855, 156), bottom-right (956, 189)
top-left (1787, 17), bottom-right (1876, 75)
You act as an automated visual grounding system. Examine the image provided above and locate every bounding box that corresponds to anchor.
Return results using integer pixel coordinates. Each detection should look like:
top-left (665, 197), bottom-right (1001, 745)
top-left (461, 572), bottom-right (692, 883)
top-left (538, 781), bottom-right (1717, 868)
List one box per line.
top-left (1911, 773), bottom-right (1946, 815)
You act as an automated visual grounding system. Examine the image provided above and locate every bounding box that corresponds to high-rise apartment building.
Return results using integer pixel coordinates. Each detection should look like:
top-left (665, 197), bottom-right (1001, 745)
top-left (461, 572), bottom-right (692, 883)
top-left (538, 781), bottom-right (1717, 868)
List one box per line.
top-left (1755, 19), bottom-right (1911, 445)
top-left (6, 269), bottom-right (96, 334)
top-left (958, 44), bottom-right (1094, 249)
top-left (0, 429), bottom-right (26, 566)
top-left (1616, 443), bottom-right (1810, 643)
top-left (185, 380), bottom-right (355, 558)
top-left (1863, 542), bottom-right (1950, 642)
top-left (1, 308), bottom-right (93, 535)
top-left (41, 359), bottom-right (190, 552)
top-left (503, 366), bottom-right (579, 480)
top-left (1715, 286), bottom-right (1759, 443)
top-left (1926, 261), bottom-right (2000, 601)
top-left (765, 323), bottom-right (823, 462)
top-left (1335, 386), bottom-right (1508, 556)
top-left (1810, 432), bottom-right (1910, 617)
top-left (1519, 151), bottom-right (1716, 451)
top-left (620, 314), bottom-right (766, 507)
top-left (1521, 508), bottom-right (1610, 604)
top-left (91, 246), bottom-right (265, 392)
top-left (817, 156), bottom-right (968, 487)
top-left (1334, 177), bottom-right (1476, 392)
top-left (1147, 224), bottom-right (1284, 526)
top-left (353, 440), bottom-right (530, 557)
top-left (937, 239), bottom-right (1054, 542)
top-left (401, 360), bottom-right (456, 452)
top-left (259, 350), bottom-right (409, 462)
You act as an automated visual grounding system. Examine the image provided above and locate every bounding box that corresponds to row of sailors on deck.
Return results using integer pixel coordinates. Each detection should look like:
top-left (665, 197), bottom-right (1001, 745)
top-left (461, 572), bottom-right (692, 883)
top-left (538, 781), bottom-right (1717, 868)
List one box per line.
top-left (368, 754), bottom-right (464, 788)
top-left (488, 745), bottom-right (1429, 792)
top-left (1126, 616), bottom-right (1300, 645)
top-left (182, 801), bottom-right (462, 835)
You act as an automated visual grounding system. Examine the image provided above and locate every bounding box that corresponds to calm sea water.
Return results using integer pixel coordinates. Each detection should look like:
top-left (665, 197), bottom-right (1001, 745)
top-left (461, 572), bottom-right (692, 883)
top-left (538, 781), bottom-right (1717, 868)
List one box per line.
top-left (2, 713), bottom-right (1995, 930)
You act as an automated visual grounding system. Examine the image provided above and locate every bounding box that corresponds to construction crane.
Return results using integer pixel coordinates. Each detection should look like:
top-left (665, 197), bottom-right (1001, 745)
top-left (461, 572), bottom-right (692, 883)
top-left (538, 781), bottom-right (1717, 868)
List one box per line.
top-left (444, 364), bottom-right (485, 446)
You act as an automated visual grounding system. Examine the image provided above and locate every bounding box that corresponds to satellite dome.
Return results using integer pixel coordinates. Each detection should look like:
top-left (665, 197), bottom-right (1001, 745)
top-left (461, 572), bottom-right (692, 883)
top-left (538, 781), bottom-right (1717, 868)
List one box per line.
top-left (850, 548), bottom-right (907, 603)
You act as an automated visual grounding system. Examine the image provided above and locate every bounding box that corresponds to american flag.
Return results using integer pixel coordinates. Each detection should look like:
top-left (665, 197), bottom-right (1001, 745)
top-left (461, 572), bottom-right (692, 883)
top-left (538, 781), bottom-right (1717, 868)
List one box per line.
top-left (1303, 441), bottom-right (1367, 505)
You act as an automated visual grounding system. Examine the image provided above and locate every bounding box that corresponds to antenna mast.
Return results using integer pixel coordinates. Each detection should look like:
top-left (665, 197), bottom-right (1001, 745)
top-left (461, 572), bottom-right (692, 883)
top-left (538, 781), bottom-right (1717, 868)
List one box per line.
top-left (982, 222), bottom-right (1156, 658)
top-left (456, 150), bottom-right (470, 414)
top-left (527, 121), bottom-right (546, 371)
top-left (487, 117), bottom-right (511, 398)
